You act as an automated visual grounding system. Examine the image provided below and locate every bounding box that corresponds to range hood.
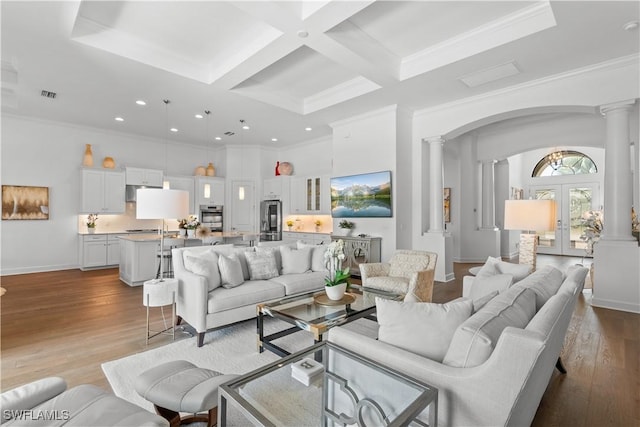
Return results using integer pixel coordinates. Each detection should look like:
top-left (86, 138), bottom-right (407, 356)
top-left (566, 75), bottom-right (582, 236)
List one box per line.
top-left (125, 184), bottom-right (162, 202)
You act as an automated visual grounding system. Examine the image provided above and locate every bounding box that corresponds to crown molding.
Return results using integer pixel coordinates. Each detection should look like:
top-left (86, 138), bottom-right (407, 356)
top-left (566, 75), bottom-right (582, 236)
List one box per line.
top-left (329, 104), bottom-right (397, 128)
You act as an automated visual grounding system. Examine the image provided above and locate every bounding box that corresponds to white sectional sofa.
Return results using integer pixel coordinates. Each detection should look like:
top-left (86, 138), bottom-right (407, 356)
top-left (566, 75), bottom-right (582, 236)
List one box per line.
top-left (328, 264), bottom-right (589, 426)
top-left (173, 242), bottom-right (327, 347)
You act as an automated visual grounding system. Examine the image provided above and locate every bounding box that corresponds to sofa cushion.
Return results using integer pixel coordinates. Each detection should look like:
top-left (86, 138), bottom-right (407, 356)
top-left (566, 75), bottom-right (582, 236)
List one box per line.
top-left (218, 254), bottom-right (245, 289)
top-left (245, 250), bottom-right (279, 280)
top-left (269, 271), bottom-right (325, 295)
top-left (388, 252), bottom-right (430, 279)
top-left (476, 256), bottom-right (530, 283)
top-left (366, 276), bottom-right (410, 295)
top-left (207, 280), bottom-right (285, 313)
top-left (511, 265), bottom-right (564, 311)
top-left (280, 246), bottom-right (312, 274)
top-left (376, 297), bottom-right (474, 362)
top-left (183, 249), bottom-right (220, 291)
top-left (443, 285), bottom-right (537, 368)
top-left (469, 274), bottom-right (513, 302)
top-left (297, 242), bottom-right (327, 272)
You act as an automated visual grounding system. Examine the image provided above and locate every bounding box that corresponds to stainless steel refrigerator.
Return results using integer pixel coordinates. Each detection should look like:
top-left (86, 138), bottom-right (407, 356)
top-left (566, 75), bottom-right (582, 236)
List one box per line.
top-left (260, 200), bottom-right (282, 241)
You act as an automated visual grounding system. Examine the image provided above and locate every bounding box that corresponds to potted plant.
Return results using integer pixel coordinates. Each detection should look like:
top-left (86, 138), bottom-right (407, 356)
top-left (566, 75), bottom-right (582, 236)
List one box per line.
top-left (323, 239), bottom-right (350, 300)
top-left (86, 213), bottom-right (98, 233)
top-left (286, 219), bottom-right (294, 231)
top-left (338, 219), bottom-right (355, 236)
top-left (184, 215), bottom-right (200, 238)
top-left (314, 219), bottom-right (322, 232)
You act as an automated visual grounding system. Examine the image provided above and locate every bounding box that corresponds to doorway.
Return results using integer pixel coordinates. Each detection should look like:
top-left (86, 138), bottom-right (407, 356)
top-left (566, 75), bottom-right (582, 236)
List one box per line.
top-left (531, 183), bottom-right (599, 256)
top-left (230, 180), bottom-right (255, 232)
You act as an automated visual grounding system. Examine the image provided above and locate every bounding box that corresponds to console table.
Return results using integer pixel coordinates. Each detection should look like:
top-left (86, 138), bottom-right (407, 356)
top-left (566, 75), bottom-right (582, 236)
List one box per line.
top-left (331, 235), bottom-right (381, 277)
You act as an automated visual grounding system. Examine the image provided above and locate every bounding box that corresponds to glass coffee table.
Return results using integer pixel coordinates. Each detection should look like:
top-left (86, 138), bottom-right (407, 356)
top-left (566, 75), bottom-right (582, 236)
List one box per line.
top-left (219, 341), bottom-right (438, 426)
top-left (257, 284), bottom-right (403, 357)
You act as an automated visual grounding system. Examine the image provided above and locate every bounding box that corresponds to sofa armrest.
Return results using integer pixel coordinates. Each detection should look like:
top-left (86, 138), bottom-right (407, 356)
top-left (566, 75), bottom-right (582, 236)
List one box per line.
top-left (328, 325), bottom-right (547, 427)
top-left (174, 270), bottom-right (209, 333)
top-left (462, 275), bottom-right (475, 298)
top-left (359, 263), bottom-right (390, 282)
top-left (406, 269), bottom-right (435, 302)
top-left (1, 377), bottom-right (67, 423)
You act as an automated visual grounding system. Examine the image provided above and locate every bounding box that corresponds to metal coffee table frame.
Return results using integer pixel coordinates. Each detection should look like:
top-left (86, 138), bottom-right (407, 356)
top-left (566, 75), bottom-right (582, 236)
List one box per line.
top-left (256, 284), bottom-right (403, 357)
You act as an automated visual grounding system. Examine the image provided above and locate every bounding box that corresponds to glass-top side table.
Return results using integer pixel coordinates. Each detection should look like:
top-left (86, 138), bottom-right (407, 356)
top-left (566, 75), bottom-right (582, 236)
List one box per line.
top-left (257, 284), bottom-right (404, 357)
top-left (219, 341), bottom-right (438, 427)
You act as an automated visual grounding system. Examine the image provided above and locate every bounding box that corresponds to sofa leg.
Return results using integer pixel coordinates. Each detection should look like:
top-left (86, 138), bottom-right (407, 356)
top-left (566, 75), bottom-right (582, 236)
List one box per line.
top-left (197, 332), bottom-right (205, 347)
top-left (555, 357), bottom-right (567, 374)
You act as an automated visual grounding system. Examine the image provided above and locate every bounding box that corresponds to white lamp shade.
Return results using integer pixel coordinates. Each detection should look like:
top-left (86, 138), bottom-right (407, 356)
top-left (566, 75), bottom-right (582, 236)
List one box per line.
top-left (504, 199), bottom-right (557, 231)
top-left (136, 189), bottom-right (189, 219)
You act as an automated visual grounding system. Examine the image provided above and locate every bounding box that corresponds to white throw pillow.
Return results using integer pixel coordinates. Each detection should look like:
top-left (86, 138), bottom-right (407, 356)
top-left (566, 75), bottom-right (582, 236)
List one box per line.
top-left (376, 297), bottom-right (474, 362)
top-left (296, 241), bottom-right (326, 272)
top-left (475, 256), bottom-right (501, 279)
top-left (256, 246), bottom-right (283, 273)
top-left (245, 250), bottom-right (279, 280)
top-left (280, 246), bottom-right (312, 274)
top-left (183, 249), bottom-right (220, 291)
top-left (218, 254), bottom-right (245, 288)
top-left (468, 274), bottom-right (513, 302)
top-left (232, 247), bottom-right (255, 281)
top-left (496, 262), bottom-right (530, 283)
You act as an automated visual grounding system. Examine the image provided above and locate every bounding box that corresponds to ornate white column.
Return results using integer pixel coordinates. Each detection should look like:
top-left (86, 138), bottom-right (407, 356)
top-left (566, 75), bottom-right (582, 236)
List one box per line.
top-left (427, 136), bottom-right (444, 233)
top-left (599, 101), bottom-right (635, 241)
top-left (481, 160), bottom-right (498, 230)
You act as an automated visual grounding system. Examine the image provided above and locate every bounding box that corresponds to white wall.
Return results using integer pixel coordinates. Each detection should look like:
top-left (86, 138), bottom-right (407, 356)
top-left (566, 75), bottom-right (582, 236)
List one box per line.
top-left (331, 106), bottom-right (397, 261)
top-left (0, 115), bottom-right (224, 274)
top-left (396, 108), bottom-right (413, 249)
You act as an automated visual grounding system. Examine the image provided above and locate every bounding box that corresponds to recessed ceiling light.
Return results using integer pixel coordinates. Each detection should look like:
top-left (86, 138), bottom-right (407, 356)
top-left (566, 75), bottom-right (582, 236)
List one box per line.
top-left (170, 128), bottom-right (178, 132)
top-left (242, 125), bottom-right (250, 130)
top-left (271, 138), bottom-right (278, 142)
top-left (115, 117), bottom-right (124, 122)
top-left (135, 100), bottom-right (146, 106)
top-left (215, 137), bottom-right (222, 141)
top-left (305, 127), bottom-right (312, 131)
top-left (195, 114), bottom-right (203, 119)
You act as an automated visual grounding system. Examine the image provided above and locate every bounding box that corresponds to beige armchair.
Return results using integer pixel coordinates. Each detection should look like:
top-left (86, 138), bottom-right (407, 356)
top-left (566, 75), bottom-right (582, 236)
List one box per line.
top-left (359, 250), bottom-right (437, 302)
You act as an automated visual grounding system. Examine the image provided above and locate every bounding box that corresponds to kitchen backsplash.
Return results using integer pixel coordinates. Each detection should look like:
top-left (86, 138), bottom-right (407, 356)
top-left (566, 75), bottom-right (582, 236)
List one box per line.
top-left (283, 215), bottom-right (333, 233)
top-left (77, 202), bottom-right (182, 232)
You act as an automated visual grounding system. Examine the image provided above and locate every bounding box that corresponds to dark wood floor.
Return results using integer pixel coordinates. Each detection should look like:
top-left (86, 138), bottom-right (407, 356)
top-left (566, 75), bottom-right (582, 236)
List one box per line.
top-left (1, 256), bottom-right (638, 426)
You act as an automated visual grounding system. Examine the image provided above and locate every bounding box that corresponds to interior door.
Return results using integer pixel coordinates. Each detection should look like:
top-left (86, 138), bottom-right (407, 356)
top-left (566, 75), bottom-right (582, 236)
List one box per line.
top-left (231, 180), bottom-right (255, 232)
top-left (532, 183), bottom-right (599, 256)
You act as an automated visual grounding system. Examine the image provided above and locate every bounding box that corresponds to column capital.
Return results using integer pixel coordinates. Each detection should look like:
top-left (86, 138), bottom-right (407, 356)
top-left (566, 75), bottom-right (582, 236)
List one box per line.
top-left (425, 136), bottom-right (445, 145)
top-left (481, 159), bottom-right (498, 165)
top-left (600, 99), bottom-right (636, 115)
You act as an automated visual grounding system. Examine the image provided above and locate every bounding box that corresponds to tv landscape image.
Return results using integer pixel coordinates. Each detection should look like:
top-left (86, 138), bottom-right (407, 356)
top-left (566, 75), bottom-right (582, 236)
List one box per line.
top-left (331, 171), bottom-right (392, 218)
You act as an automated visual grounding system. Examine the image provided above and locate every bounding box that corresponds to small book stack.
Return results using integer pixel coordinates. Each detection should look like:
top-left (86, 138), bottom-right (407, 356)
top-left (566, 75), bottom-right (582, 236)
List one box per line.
top-left (291, 357), bottom-right (324, 386)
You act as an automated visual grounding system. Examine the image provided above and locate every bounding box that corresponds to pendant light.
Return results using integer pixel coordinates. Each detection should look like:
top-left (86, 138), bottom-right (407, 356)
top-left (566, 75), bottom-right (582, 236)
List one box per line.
top-left (238, 120), bottom-right (246, 201)
top-left (162, 99), bottom-right (171, 189)
top-left (203, 110), bottom-right (212, 199)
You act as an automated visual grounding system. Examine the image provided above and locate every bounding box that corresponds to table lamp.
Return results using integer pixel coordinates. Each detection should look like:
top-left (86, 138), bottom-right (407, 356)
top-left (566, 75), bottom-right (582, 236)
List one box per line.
top-left (504, 199), bottom-right (556, 271)
top-left (136, 189), bottom-right (189, 281)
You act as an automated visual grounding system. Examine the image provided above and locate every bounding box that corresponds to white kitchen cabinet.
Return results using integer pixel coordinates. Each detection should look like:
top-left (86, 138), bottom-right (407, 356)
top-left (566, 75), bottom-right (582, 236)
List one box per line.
top-left (290, 175), bottom-right (330, 214)
top-left (165, 176), bottom-right (196, 214)
top-left (195, 177), bottom-right (225, 208)
top-left (125, 167), bottom-right (163, 187)
top-left (119, 239), bottom-right (160, 286)
top-left (79, 234), bottom-right (124, 270)
top-left (262, 177), bottom-right (286, 200)
top-left (80, 169), bottom-right (125, 214)
top-left (282, 232), bottom-right (331, 245)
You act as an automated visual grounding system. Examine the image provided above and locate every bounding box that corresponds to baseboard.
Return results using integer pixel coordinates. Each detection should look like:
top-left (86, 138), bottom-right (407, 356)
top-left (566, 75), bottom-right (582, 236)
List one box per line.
top-left (591, 296), bottom-right (640, 314)
top-left (452, 257), bottom-right (489, 263)
top-left (0, 264), bottom-right (79, 276)
top-left (444, 272), bottom-right (455, 282)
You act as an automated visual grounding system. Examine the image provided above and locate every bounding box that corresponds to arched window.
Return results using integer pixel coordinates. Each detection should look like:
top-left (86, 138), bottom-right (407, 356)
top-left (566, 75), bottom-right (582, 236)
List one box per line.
top-left (532, 150), bottom-right (597, 177)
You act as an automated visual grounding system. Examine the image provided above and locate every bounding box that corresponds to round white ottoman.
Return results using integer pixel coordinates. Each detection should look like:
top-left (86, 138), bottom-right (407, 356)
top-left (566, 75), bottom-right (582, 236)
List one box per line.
top-left (135, 360), bottom-right (238, 427)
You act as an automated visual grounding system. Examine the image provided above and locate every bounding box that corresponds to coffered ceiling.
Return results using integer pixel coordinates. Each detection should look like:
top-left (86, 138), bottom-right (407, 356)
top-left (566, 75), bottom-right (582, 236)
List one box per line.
top-left (1, 1), bottom-right (638, 147)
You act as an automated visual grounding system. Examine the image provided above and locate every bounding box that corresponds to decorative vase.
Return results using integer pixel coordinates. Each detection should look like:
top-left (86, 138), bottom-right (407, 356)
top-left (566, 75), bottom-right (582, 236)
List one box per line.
top-left (83, 144), bottom-right (94, 167)
top-left (102, 156), bottom-right (115, 169)
top-left (315, 225), bottom-right (321, 232)
top-left (88, 227), bottom-right (96, 234)
top-left (325, 283), bottom-right (347, 301)
top-left (187, 229), bottom-right (195, 238)
top-left (287, 226), bottom-right (293, 231)
top-left (275, 161), bottom-right (281, 176)
top-left (341, 228), bottom-right (353, 236)
top-left (279, 162), bottom-right (293, 176)
top-left (206, 163), bottom-right (215, 176)
top-left (179, 228), bottom-right (187, 237)
top-left (194, 166), bottom-right (206, 176)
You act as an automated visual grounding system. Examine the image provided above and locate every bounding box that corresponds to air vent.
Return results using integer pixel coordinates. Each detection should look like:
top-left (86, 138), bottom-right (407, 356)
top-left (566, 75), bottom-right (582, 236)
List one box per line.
top-left (40, 90), bottom-right (57, 99)
top-left (224, 131), bottom-right (235, 136)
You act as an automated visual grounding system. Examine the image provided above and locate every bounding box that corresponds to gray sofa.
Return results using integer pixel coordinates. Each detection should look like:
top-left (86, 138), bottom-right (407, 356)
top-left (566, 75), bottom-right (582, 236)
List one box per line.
top-left (0, 377), bottom-right (167, 426)
top-left (328, 264), bottom-right (589, 426)
top-left (173, 242), bottom-right (327, 347)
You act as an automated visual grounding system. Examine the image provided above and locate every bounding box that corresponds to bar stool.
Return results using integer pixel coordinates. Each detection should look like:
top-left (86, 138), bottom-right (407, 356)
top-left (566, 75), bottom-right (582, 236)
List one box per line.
top-left (156, 238), bottom-right (184, 279)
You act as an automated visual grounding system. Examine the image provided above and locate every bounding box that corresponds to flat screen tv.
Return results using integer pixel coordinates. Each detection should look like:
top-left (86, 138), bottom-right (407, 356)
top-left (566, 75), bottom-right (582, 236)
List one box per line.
top-left (330, 170), bottom-right (392, 218)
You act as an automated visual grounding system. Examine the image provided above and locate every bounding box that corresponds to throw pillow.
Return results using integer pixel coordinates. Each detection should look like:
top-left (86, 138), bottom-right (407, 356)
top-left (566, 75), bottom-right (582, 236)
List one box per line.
top-left (218, 254), bottom-right (245, 288)
top-left (245, 250), bottom-right (279, 280)
top-left (183, 249), bottom-right (220, 291)
top-left (468, 274), bottom-right (513, 302)
top-left (256, 246), bottom-right (283, 273)
top-left (232, 247), bottom-right (255, 281)
top-left (376, 297), bottom-right (474, 362)
top-left (280, 246), bottom-right (312, 274)
top-left (474, 256), bottom-right (501, 279)
top-left (495, 262), bottom-right (530, 283)
top-left (296, 241), bottom-right (326, 272)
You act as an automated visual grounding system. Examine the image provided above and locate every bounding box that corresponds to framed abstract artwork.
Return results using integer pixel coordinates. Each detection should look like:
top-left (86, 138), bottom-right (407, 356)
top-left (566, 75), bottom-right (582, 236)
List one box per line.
top-left (444, 187), bottom-right (451, 223)
top-left (2, 185), bottom-right (49, 220)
